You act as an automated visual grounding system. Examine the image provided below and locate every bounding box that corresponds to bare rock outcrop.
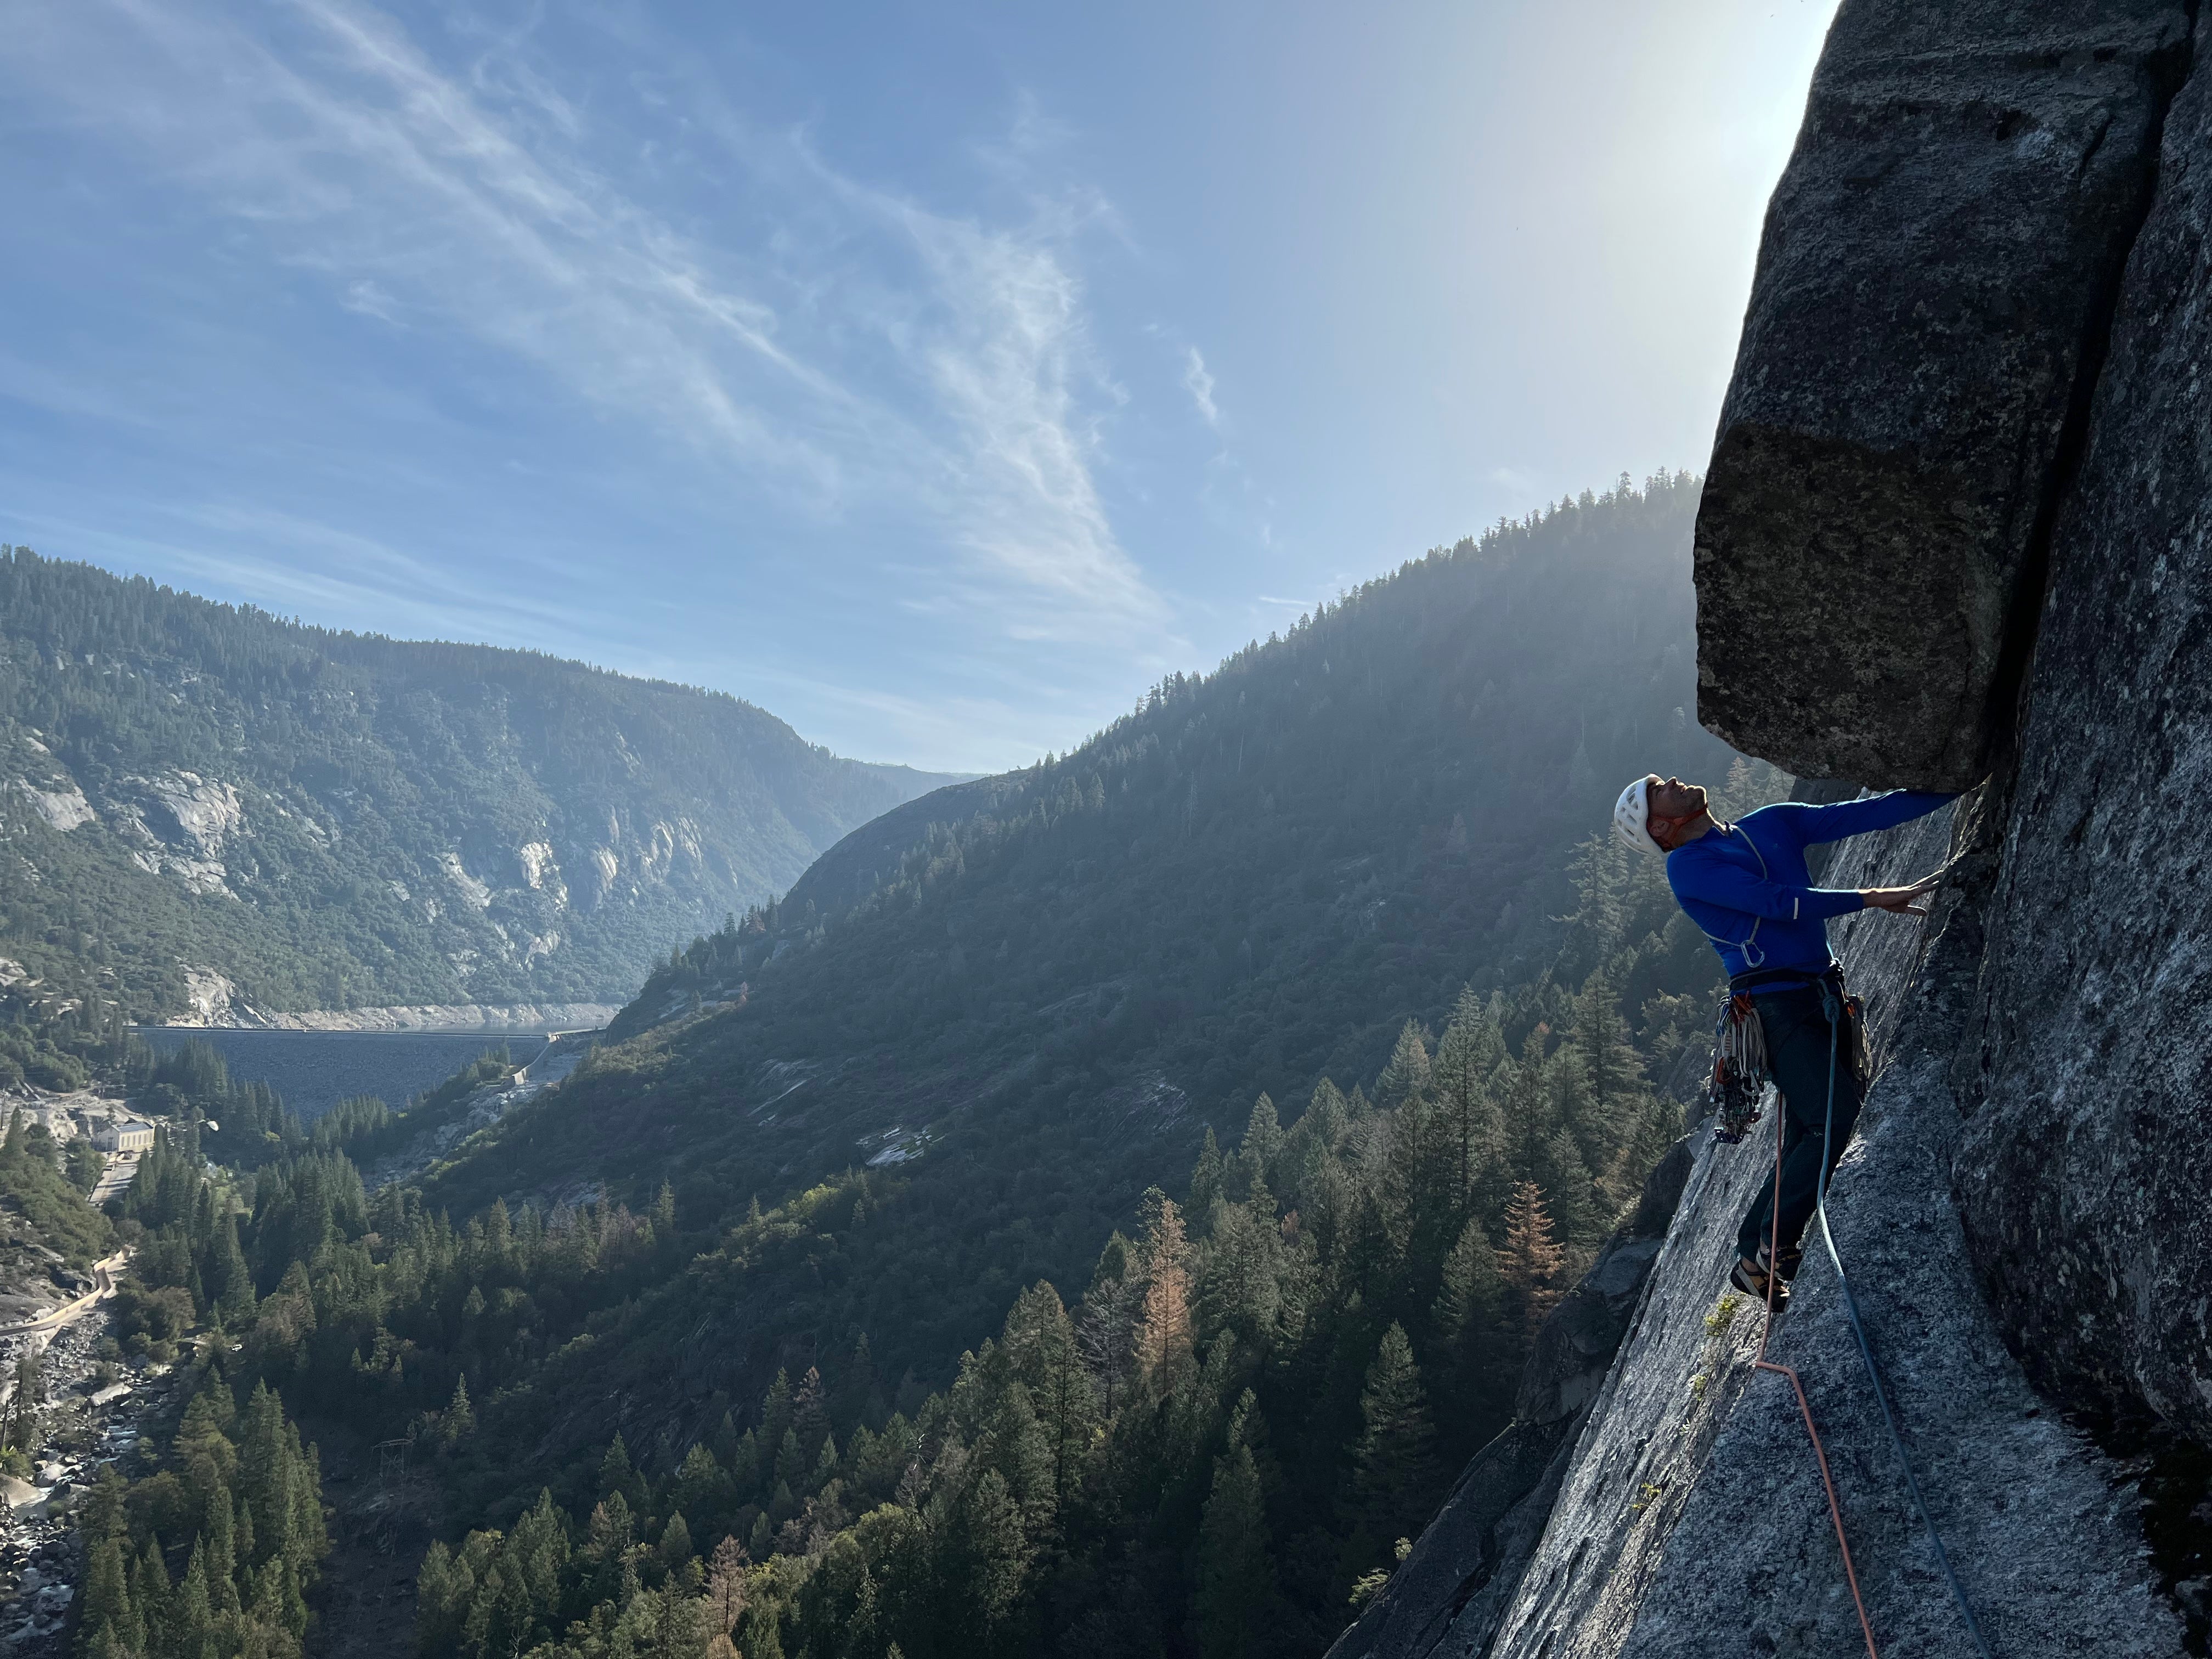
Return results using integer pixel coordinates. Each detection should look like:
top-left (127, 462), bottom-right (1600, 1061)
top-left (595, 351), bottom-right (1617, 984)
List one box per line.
top-left (1347, 802), bottom-right (2182, 1657)
top-left (1957, 21), bottom-right (2212, 1452)
top-left (1694, 0), bottom-right (2192, 790)
top-left (1486, 800), bottom-right (2177, 1658)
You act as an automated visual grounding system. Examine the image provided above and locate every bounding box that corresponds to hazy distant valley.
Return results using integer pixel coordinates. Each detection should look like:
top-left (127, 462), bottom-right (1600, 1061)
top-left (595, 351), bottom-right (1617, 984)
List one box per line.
top-left (0, 477), bottom-right (1769, 1658)
top-left (0, 548), bottom-right (955, 1032)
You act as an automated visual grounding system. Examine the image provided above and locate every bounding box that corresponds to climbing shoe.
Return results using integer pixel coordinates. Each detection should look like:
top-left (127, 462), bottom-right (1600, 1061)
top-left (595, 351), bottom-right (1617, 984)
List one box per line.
top-left (1731, 1253), bottom-right (1788, 1304)
top-left (1773, 1245), bottom-right (1804, 1283)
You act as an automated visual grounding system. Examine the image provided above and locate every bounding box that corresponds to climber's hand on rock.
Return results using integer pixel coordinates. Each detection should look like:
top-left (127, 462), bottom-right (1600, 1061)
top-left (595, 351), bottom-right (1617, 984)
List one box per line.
top-left (1861, 873), bottom-right (1940, 916)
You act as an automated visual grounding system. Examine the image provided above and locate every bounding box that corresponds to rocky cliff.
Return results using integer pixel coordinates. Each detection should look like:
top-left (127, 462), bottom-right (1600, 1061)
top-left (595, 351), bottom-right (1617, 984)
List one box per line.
top-left (1341, 2), bottom-right (2212, 1654)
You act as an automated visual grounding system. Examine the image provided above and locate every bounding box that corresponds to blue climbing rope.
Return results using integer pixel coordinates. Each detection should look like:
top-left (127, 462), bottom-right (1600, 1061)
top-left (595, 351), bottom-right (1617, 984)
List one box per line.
top-left (1815, 980), bottom-right (1995, 1659)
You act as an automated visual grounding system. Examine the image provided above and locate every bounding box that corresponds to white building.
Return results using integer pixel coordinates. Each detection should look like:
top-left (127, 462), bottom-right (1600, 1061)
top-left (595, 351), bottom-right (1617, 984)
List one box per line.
top-left (91, 1119), bottom-right (154, 1154)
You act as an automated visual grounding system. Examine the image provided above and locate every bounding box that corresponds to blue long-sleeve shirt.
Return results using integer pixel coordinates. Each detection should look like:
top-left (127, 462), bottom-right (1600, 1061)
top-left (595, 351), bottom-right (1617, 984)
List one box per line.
top-left (1666, 791), bottom-right (1954, 980)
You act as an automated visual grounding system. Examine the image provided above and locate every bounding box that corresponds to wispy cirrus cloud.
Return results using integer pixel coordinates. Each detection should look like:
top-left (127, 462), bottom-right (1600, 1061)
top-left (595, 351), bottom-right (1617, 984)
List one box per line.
top-left (1182, 347), bottom-right (1222, 431)
top-left (2, 0), bottom-right (1165, 640)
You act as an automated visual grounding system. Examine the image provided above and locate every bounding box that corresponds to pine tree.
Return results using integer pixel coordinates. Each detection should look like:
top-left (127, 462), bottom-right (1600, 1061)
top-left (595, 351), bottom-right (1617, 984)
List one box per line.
top-left (598, 1433), bottom-right (635, 1502)
top-left (1379, 1075), bottom-right (1455, 1281)
top-left (1497, 1181), bottom-right (1566, 1342)
top-left (775, 1427), bottom-right (806, 1492)
top-left (675, 1442), bottom-right (733, 1538)
top-left (1197, 1195), bottom-right (1282, 1347)
top-left (1432, 1216), bottom-right (1505, 1352)
top-left (1241, 1093), bottom-right (1285, 1183)
top-left (1304, 1078), bottom-right (1350, 1149)
top-left (131, 1541), bottom-right (171, 1650)
top-left (757, 1369), bottom-right (793, 1464)
top-left (1196, 1441), bottom-right (1271, 1659)
top-left (1431, 1215), bottom-right (1511, 1437)
top-left (4, 1351), bottom-right (40, 1453)
top-left (1133, 1191), bottom-right (1194, 1386)
top-left (975, 1378), bottom-right (1056, 1537)
top-left (704, 1533), bottom-right (751, 1632)
top-left (1560, 831), bottom-right (1629, 971)
top-left (935, 1466), bottom-right (1031, 1635)
top-left (792, 1365), bottom-right (832, 1464)
top-left (81, 1534), bottom-right (138, 1655)
top-left (729, 1429), bottom-right (761, 1498)
top-left (661, 1510), bottom-right (695, 1568)
top-left (1353, 1323), bottom-right (1437, 1533)
top-left (444, 1374), bottom-right (475, 1446)
top-left (1073, 1236), bottom-right (1140, 1414)
top-left (175, 1540), bottom-right (215, 1655)
top-left (1375, 1022), bottom-right (1432, 1113)
top-left (1431, 987), bottom-right (1505, 1215)
top-left (1001, 1281), bottom-right (1099, 1510)
top-left (1189, 1127), bottom-right (1224, 1218)
top-left (1566, 965), bottom-right (1649, 1199)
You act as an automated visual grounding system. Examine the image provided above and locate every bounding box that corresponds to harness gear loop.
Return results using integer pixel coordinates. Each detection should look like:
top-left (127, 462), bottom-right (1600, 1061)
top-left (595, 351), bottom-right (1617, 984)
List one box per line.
top-left (1707, 993), bottom-right (1768, 1144)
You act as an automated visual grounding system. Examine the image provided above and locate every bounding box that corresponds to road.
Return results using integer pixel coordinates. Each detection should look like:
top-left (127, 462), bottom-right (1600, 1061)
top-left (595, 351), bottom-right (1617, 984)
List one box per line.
top-left (0, 1252), bottom-right (127, 1345)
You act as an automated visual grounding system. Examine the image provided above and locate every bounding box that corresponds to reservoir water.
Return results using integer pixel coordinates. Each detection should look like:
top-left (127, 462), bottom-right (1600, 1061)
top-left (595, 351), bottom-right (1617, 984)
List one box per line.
top-left (132, 1028), bottom-right (568, 1122)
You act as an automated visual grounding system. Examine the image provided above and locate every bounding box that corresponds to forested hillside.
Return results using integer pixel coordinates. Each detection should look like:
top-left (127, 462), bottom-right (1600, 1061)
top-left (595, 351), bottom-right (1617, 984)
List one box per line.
top-left (0, 549), bottom-right (951, 1021)
top-left (388, 472), bottom-right (1753, 1508)
top-left (36, 473), bottom-right (1799, 1656)
top-left (435, 473), bottom-right (1731, 1286)
top-left (74, 761), bottom-right (1779, 1659)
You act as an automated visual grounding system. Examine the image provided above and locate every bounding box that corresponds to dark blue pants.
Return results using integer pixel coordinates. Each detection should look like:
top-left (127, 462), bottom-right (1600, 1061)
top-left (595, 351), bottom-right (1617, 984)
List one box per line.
top-left (1735, 984), bottom-right (1863, 1265)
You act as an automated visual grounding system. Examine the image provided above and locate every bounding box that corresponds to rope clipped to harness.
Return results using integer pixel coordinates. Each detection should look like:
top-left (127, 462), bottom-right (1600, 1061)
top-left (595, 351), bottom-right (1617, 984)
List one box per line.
top-left (1707, 993), bottom-right (1768, 1144)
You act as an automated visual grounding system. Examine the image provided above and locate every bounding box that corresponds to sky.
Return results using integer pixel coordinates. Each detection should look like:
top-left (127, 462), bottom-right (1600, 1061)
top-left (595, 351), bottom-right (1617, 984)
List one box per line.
top-left (0, 0), bottom-right (1841, 775)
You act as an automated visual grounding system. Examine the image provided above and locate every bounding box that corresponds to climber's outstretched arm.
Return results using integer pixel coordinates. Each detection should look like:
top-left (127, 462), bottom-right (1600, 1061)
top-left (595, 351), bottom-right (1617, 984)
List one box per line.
top-left (1765, 790), bottom-right (1957, 849)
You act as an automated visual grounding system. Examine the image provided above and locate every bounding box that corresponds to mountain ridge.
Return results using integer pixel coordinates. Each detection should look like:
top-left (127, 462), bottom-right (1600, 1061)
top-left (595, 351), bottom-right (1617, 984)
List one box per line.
top-left (0, 546), bottom-right (958, 1024)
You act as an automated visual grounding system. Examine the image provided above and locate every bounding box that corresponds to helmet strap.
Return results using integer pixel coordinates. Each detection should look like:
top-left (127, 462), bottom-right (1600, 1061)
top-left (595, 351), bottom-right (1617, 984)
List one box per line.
top-left (1647, 808), bottom-right (1706, 849)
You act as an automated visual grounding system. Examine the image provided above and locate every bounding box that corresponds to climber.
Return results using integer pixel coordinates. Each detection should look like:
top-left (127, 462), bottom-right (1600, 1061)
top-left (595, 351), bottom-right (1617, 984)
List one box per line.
top-left (1613, 775), bottom-right (1953, 1302)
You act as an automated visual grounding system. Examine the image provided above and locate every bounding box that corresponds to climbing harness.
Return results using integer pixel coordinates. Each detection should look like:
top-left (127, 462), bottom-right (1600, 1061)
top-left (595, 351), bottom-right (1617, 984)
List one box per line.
top-left (1741, 976), bottom-right (1994, 1659)
top-left (1707, 994), bottom-right (1768, 1144)
top-left (1697, 823), bottom-right (1779, 1149)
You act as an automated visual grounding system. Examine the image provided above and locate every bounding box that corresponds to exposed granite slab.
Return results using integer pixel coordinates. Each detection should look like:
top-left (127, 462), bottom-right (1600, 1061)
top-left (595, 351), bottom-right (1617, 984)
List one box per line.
top-left (1959, 16), bottom-right (2212, 1451)
top-left (1475, 803), bottom-right (2180, 1658)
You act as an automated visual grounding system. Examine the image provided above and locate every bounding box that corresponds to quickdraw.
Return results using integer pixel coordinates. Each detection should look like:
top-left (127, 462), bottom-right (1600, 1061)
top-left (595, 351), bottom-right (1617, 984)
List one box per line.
top-left (1707, 992), bottom-right (1768, 1144)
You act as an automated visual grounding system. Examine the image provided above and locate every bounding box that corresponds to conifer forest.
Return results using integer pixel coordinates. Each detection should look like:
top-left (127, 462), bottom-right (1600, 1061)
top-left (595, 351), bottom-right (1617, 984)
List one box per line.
top-left (0, 481), bottom-right (1778, 1657)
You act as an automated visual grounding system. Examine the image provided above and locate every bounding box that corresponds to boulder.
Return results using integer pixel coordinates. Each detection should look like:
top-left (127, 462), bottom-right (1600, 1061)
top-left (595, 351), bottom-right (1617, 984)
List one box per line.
top-left (1692, 1), bottom-right (2191, 789)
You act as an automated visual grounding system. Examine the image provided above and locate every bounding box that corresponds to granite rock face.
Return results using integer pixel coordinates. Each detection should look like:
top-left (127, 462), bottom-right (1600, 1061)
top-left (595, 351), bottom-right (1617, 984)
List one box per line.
top-left (1360, 806), bottom-right (2184, 1658)
top-left (1957, 25), bottom-right (2212, 1451)
top-left (1520, 801), bottom-right (2179, 1659)
top-left (1694, 0), bottom-right (2191, 790)
top-left (1357, 6), bottom-right (2212, 1653)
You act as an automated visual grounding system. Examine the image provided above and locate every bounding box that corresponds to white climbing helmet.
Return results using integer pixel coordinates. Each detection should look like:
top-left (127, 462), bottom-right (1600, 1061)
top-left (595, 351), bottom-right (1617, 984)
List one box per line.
top-left (1613, 776), bottom-right (1665, 857)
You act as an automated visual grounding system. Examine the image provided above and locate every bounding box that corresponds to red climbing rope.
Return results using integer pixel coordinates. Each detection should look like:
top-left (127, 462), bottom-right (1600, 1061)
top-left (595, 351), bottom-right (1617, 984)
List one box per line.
top-left (1754, 1087), bottom-right (1882, 1659)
